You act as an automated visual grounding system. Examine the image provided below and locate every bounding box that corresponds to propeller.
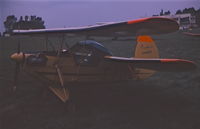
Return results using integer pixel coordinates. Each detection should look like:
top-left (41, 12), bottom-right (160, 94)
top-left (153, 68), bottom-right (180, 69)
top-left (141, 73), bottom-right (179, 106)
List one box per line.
top-left (13, 61), bottom-right (20, 91)
top-left (11, 42), bottom-right (22, 92)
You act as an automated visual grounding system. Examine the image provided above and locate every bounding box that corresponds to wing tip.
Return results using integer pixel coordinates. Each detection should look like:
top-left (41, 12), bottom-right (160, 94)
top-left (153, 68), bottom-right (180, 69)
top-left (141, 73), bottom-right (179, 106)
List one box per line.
top-left (161, 59), bottom-right (197, 71)
top-left (127, 17), bottom-right (179, 35)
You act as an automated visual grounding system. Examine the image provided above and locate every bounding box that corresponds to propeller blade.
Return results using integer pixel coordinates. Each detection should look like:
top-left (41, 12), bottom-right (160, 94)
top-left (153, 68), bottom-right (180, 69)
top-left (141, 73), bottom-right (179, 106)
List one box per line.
top-left (13, 62), bottom-right (20, 91)
top-left (11, 40), bottom-right (22, 92)
top-left (17, 41), bottom-right (21, 54)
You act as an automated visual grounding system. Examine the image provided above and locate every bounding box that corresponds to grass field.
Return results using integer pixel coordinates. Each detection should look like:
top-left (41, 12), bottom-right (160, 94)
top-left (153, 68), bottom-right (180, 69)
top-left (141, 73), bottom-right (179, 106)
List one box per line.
top-left (0, 29), bottom-right (200, 129)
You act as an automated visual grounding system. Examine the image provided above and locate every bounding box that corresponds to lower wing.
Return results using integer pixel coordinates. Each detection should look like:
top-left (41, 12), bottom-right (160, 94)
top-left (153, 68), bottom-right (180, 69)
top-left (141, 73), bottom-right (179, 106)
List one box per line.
top-left (104, 56), bottom-right (197, 72)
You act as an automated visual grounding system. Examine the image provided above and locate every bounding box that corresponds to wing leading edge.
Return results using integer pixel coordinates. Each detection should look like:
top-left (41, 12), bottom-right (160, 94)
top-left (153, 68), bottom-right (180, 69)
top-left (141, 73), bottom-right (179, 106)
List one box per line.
top-left (12, 17), bottom-right (179, 37)
top-left (104, 56), bottom-right (197, 72)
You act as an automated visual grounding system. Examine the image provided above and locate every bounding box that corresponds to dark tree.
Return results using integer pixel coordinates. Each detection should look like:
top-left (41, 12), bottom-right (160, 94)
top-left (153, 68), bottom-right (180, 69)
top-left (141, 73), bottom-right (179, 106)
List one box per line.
top-left (4, 15), bottom-right (46, 34)
top-left (19, 16), bottom-right (23, 22)
top-left (29, 16), bottom-right (45, 29)
top-left (160, 9), bottom-right (164, 16)
top-left (176, 10), bottom-right (182, 14)
top-left (195, 8), bottom-right (200, 26)
top-left (164, 10), bottom-right (171, 15)
top-left (25, 15), bottom-right (29, 22)
top-left (182, 7), bottom-right (196, 15)
top-left (3, 15), bottom-right (17, 34)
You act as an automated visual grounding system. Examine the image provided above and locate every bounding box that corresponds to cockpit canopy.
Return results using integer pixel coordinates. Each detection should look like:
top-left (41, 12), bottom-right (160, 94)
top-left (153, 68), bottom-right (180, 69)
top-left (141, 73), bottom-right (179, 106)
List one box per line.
top-left (70, 40), bottom-right (112, 66)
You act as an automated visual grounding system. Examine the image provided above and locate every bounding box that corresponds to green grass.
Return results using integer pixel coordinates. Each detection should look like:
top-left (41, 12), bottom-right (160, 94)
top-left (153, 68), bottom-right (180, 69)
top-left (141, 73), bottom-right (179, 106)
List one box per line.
top-left (0, 29), bottom-right (200, 129)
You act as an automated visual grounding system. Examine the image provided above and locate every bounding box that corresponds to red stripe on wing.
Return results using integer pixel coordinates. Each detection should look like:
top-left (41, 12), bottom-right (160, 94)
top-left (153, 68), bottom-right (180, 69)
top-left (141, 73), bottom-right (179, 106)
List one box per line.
top-left (127, 17), bottom-right (149, 24)
top-left (160, 59), bottom-right (194, 64)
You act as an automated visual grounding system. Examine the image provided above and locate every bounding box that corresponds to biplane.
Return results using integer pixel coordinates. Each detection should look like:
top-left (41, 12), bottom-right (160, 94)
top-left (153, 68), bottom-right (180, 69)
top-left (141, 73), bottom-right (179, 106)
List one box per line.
top-left (10, 17), bottom-right (197, 103)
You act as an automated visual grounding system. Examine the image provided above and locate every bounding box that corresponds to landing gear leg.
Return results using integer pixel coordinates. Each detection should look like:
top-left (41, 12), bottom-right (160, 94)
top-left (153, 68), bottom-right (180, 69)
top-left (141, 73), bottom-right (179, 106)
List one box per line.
top-left (50, 65), bottom-right (76, 112)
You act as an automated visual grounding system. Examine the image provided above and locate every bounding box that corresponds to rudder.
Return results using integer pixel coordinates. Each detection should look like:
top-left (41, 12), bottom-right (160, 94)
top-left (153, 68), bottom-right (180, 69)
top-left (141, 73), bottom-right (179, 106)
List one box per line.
top-left (133, 35), bottom-right (159, 79)
top-left (135, 35), bottom-right (159, 58)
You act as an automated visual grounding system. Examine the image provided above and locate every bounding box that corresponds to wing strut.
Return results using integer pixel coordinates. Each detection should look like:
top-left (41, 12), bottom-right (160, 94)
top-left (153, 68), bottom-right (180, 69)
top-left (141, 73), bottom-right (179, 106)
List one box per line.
top-left (49, 65), bottom-right (69, 103)
top-left (45, 35), bottom-right (48, 51)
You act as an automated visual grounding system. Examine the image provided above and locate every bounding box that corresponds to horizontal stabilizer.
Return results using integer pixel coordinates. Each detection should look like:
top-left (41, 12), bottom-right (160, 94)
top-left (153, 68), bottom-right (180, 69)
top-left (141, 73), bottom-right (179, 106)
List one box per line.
top-left (104, 56), bottom-right (197, 72)
top-left (183, 32), bottom-right (200, 37)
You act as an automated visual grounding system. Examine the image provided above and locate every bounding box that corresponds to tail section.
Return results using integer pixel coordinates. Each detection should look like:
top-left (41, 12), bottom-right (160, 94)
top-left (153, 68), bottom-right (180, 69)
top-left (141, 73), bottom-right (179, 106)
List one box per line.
top-left (133, 35), bottom-right (159, 79)
top-left (135, 35), bottom-right (159, 58)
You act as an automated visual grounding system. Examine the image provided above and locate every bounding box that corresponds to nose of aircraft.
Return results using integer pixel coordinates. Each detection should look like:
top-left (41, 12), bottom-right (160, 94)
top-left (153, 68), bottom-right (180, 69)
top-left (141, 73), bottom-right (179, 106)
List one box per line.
top-left (10, 52), bottom-right (24, 62)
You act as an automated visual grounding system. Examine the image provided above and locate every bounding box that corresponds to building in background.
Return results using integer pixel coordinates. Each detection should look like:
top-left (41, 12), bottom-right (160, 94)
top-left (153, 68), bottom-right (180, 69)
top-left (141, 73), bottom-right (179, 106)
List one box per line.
top-left (162, 13), bottom-right (197, 30)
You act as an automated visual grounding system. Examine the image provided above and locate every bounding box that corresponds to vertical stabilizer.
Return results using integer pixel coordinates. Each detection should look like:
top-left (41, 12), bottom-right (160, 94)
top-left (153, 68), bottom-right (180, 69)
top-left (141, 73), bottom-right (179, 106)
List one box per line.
top-left (133, 35), bottom-right (159, 79)
top-left (135, 35), bottom-right (159, 58)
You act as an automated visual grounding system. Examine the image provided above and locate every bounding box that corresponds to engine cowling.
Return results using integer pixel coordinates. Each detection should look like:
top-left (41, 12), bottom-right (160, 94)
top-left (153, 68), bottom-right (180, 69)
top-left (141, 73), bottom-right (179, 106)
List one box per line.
top-left (26, 53), bottom-right (48, 66)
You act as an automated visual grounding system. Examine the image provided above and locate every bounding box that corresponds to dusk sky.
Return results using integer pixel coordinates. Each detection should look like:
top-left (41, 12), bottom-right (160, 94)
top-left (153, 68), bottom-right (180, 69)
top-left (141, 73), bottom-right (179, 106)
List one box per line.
top-left (0, 0), bottom-right (199, 33)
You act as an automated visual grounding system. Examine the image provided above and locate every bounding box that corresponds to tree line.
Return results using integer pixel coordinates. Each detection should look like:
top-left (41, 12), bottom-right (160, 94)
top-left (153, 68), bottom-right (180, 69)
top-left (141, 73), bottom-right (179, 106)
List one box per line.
top-left (3, 15), bottom-right (45, 35)
top-left (158, 7), bottom-right (200, 16)
top-left (175, 7), bottom-right (200, 15)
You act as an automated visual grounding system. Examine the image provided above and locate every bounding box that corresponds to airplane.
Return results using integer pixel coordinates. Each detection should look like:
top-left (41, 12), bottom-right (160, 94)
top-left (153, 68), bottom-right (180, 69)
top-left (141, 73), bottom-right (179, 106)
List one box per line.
top-left (10, 17), bottom-right (197, 104)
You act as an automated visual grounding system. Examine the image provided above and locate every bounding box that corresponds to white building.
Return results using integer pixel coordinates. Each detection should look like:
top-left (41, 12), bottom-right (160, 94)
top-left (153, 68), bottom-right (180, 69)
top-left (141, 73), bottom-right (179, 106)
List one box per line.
top-left (162, 13), bottom-right (197, 29)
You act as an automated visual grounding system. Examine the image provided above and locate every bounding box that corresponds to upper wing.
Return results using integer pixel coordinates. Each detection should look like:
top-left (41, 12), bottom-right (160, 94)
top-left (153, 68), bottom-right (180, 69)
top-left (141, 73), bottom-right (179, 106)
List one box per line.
top-left (104, 56), bottom-right (197, 72)
top-left (12, 17), bottom-right (179, 37)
